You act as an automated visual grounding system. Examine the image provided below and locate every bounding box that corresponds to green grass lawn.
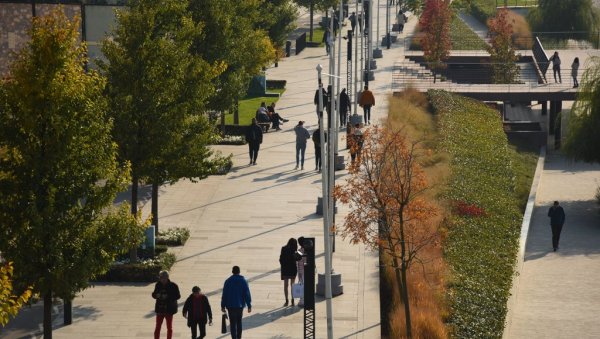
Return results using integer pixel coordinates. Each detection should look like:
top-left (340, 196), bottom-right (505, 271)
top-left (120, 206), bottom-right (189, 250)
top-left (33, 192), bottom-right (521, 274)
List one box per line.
top-left (307, 27), bottom-right (325, 46)
top-left (450, 14), bottom-right (488, 50)
top-left (224, 88), bottom-right (286, 126)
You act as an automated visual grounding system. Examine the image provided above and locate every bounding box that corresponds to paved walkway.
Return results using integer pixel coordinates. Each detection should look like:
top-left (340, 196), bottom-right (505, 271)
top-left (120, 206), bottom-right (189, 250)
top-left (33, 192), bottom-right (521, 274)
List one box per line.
top-left (506, 150), bottom-right (600, 338)
top-left (3, 2), bottom-right (415, 338)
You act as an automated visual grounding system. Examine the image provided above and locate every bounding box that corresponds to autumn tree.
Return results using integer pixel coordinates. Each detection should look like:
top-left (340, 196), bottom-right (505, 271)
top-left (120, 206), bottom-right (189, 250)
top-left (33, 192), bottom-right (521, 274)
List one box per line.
top-left (419, 0), bottom-right (451, 83)
top-left (563, 57), bottom-right (600, 163)
top-left (528, 0), bottom-right (599, 41)
top-left (335, 126), bottom-right (438, 338)
top-left (487, 8), bottom-right (520, 84)
top-left (0, 9), bottom-right (143, 338)
top-left (102, 0), bottom-right (225, 236)
top-left (0, 262), bottom-right (32, 326)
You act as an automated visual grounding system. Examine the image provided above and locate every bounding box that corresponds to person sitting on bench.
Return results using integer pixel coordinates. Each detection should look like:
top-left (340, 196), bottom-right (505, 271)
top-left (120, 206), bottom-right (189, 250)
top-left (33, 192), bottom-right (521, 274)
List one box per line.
top-left (255, 102), bottom-right (271, 132)
top-left (267, 102), bottom-right (289, 131)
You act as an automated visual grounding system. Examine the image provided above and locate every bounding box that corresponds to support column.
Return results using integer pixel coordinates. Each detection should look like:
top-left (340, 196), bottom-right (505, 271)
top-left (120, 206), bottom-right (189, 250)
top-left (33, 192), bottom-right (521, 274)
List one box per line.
top-left (540, 101), bottom-right (547, 116)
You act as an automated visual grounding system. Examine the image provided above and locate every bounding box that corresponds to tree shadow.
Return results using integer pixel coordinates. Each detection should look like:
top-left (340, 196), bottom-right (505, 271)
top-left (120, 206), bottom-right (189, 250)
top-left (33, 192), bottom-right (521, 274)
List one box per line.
top-left (113, 182), bottom-right (152, 205)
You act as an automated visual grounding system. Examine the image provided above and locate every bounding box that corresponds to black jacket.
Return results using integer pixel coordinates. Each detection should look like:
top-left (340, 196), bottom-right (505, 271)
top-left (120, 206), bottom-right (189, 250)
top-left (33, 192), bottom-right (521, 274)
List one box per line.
top-left (279, 246), bottom-right (298, 277)
top-left (548, 206), bottom-right (565, 226)
top-left (182, 293), bottom-right (212, 326)
top-left (340, 91), bottom-right (351, 113)
top-left (314, 87), bottom-right (329, 109)
top-left (152, 280), bottom-right (181, 315)
top-left (245, 123), bottom-right (263, 144)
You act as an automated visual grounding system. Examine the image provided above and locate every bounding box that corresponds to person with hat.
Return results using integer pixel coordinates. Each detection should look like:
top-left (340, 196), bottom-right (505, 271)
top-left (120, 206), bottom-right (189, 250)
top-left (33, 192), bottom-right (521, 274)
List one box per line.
top-left (152, 271), bottom-right (181, 339)
top-left (183, 286), bottom-right (213, 339)
top-left (294, 121), bottom-right (311, 170)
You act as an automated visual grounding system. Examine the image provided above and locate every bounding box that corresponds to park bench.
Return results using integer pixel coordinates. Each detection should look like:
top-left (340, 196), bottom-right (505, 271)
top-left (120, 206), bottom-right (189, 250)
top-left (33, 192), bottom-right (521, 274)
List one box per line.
top-left (258, 122), bottom-right (271, 133)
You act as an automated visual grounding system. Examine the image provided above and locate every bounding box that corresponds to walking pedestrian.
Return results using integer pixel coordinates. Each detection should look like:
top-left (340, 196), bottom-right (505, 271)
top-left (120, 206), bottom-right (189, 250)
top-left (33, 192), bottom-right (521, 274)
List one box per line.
top-left (296, 237), bottom-right (307, 307)
top-left (314, 80), bottom-right (329, 120)
top-left (357, 13), bottom-right (363, 33)
top-left (312, 128), bottom-right (325, 172)
top-left (548, 201), bottom-right (566, 251)
top-left (549, 51), bottom-right (562, 83)
top-left (339, 88), bottom-right (351, 128)
top-left (323, 28), bottom-right (332, 55)
top-left (152, 271), bottom-right (181, 339)
top-left (245, 118), bottom-right (263, 166)
top-left (221, 266), bottom-right (252, 339)
top-left (571, 57), bottom-right (579, 88)
top-left (182, 286), bottom-right (213, 339)
top-left (294, 121), bottom-right (311, 170)
top-left (350, 123), bottom-right (364, 163)
top-left (358, 85), bottom-right (375, 125)
top-left (279, 238), bottom-right (298, 306)
top-left (349, 12), bottom-right (357, 34)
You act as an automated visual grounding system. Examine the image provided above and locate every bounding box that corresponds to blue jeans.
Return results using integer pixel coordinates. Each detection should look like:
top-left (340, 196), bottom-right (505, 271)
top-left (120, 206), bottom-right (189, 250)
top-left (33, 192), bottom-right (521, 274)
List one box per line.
top-left (226, 307), bottom-right (243, 339)
top-left (296, 143), bottom-right (307, 167)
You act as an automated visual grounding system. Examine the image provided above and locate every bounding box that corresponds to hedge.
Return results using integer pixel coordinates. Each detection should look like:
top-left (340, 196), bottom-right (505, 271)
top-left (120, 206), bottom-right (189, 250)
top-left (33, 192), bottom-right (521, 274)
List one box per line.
top-left (429, 90), bottom-right (521, 338)
top-left (156, 227), bottom-right (190, 246)
top-left (95, 252), bottom-right (177, 282)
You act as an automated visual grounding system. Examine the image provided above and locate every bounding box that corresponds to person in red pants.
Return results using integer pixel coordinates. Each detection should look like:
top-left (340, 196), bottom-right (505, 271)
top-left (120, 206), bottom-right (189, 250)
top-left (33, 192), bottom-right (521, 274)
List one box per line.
top-left (152, 271), bottom-right (181, 339)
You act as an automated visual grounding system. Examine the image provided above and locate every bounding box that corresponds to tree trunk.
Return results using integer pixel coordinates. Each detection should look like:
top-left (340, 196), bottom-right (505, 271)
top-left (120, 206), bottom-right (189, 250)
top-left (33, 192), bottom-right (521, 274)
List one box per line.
top-left (129, 172), bottom-right (139, 263)
top-left (401, 260), bottom-right (412, 338)
top-left (43, 291), bottom-right (52, 339)
top-left (63, 299), bottom-right (72, 325)
top-left (310, 2), bottom-right (314, 41)
top-left (152, 181), bottom-right (159, 234)
top-left (386, 239), bottom-right (403, 300)
top-left (233, 98), bottom-right (239, 125)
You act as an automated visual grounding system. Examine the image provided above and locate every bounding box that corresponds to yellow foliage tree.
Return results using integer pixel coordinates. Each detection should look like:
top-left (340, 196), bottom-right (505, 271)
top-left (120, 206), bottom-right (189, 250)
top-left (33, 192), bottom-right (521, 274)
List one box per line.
top-left (0, 262), bottom-right (32, 326)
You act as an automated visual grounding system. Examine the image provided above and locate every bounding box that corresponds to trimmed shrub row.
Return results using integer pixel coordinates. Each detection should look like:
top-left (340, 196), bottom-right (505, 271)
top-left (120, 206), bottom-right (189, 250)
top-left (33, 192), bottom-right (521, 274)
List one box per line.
top-left (156, 227), bottom-right (190, 246)
top-left (95, 252), bottom-right (177, 282)
top-left (429, 90), bottom-right (521, 338)
top-left (266, 80), bottom-right (287, 90)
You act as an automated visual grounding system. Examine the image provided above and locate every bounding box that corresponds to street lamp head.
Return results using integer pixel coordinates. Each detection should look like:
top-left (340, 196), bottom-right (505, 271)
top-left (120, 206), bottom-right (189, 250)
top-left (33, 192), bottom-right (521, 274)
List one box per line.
top-left (316, 64), bottom-right (323, 72)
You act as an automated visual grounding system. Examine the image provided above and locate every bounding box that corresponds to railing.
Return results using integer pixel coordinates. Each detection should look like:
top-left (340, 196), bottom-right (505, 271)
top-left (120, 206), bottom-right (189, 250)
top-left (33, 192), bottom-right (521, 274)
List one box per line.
top-left (495, 0), bottom-right (538, 7)
top-left (296, 32), bottom-right (307, 55)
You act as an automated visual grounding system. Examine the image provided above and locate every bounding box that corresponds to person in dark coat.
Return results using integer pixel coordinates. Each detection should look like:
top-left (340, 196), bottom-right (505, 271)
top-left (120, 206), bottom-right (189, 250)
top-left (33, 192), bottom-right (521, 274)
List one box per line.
top-left (549, 51), bottom-right (562, 83)
top-left (152, 271), bottom-right (181, 339)
top-left (279, 238), bottom-right (298, 306)
top-left (339, 88), bottom-right (351, 127)
top-left (349, 12), bottom-right (357, 33)
top-left (182, 286), bottom-right (213, 339)
top-left (314, 80), bottom-right (329, 120)
top-left (312, 128), bottom-right (325, 172)
top-left (245, 118), bottom-right (263, 166)
top-left (548, 201), bottom-right (566, 251)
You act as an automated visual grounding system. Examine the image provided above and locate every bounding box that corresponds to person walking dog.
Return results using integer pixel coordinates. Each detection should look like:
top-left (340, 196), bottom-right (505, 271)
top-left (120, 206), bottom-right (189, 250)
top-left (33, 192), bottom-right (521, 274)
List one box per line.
top-left (182, 286), bottom-right (213, 339)
top-left (152, 271), bottom-right (181, 339)
top-left (221, 266), bottom-right (252, 339)
top-left (548, 201), bottom-right (566, 251)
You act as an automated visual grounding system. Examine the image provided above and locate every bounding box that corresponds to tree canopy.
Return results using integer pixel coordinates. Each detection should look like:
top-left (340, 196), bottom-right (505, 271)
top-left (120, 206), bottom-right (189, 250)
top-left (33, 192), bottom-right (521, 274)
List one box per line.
top-left (528, 0), bottom-right (599, 40)
top-left (0, 262), bottom-right (32, 326)
top-left (563, 57), bottom-right (600, 163)
top-left (419, 0), bottom-right (451, 79)
top-left (0, 9), bottom-right (142, 336)
top-left (487, 8), bottom-right (520, 84)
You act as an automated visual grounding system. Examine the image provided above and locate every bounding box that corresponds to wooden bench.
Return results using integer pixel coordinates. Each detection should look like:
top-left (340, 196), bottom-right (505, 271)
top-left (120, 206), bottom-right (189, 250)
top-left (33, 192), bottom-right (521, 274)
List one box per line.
top-left (258, 122), bottom-right (271, 133)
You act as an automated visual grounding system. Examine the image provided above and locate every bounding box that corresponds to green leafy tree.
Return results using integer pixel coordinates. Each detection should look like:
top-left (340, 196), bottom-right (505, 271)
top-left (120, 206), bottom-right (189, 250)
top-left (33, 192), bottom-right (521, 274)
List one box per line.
top-left (528, 0), bottom-right (599, 41)
top-left (419, 0), bottom-right (451, 83)
top-left (188, 0), bottom-right (276, 114)
top-left (258, 0), bottom-right (298, 52)
top-left (487, 8), bottom-right (520, 83)
top-left (0, 262), bottom-right (32, 327)
top-left (102, 0), bottom-right (224, 235)
top-left (0, 9), bottom-right (143, 338)
top-left (563, 57), bottom-right (600, 163)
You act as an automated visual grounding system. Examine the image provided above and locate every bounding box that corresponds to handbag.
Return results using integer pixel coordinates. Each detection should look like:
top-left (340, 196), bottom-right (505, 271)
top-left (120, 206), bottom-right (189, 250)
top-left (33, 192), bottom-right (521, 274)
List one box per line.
top-left (221, 312), bottom-right (228, 334)
top-left (292, 283), bottom-right (304, 298)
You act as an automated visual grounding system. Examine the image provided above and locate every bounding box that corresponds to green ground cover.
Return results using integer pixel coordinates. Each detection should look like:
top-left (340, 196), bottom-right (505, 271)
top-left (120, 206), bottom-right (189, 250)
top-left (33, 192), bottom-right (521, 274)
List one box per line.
top-left (224, 88), bottom-right (286, 126)
top-left (454, 0), bottom-right (537, 22)
top-left (450, 14), bottom-right (488, 50)
top-left (307, 27), bottom-right (325, 46)
top-left (429, 90), bottom-right (537, 338)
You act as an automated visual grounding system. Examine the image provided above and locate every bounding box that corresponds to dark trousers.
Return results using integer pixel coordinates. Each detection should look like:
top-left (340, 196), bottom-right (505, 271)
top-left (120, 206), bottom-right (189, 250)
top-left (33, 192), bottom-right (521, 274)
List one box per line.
top-left (315, 146), bottom-right (322, 169)
top-left (551, 224), bottom-right (563, 249)
top-left (340, 111), bottom-right (348, 127)
top-left (248, 142), bottom-right (260, 163)
top-left (226, 307), bottom-right (243, 339)
top-left (553, 66), bottom-right (561, 83)
top-left (363, 105), bottom-right (372, 124)
top-left (190, 319), bottom-right (206, 339)
top-left (296, 143), bottom-right (307, 167)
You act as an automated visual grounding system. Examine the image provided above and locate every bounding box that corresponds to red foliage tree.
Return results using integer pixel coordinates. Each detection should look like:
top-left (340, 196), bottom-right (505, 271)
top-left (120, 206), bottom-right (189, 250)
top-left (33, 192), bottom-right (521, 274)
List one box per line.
top-left (419, 0), bottom-right (451, 82)
top-left (487, 8), bottom-right (520, 83)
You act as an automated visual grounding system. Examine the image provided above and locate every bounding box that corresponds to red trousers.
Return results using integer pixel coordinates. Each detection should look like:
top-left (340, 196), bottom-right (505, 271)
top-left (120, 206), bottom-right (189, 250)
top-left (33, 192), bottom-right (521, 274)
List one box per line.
top-left (154, 314), bottom-right (173, 339)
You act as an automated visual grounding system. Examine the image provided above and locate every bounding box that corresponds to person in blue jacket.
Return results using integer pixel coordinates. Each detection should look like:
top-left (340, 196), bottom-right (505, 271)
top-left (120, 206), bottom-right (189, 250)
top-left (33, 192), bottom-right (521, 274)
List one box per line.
top-left (221, 266), bottom-right (252, 339)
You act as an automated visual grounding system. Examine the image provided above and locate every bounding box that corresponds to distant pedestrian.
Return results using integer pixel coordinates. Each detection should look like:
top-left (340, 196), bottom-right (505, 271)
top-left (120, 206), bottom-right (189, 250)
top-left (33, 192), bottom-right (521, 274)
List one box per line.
top-left (350, 123), bottom-right (364, 163)
top-left (221, 266), bottom-right (252, 339)
top-left (152, 271), bottom-right (181, 339)
top-left (548, 201), bottom-right (566, 251)
top-left (296, 237), bottom-right (307, 307)
top-left (279, 238), bottom-right (298, 306)
top-left (294, 121), bottom-right (311, 170)
top-left (245, 118), bottom-right (263, 165)
top-left (314, 80), bottom-right (329, 120)
top-left (182, 286), bottom-right (213, 339)
top-left (323, 28), bottom-right (332, 55)
top-left (339, 88), bottom-right (351, 127)
top-left (571, 57), bottom-right (579, 88)
top-left (549, 51), bottom-right (562, 83)
top-left (358, 85), bottom-right (375, 125)
top-left (349, 12), bottom-right (357, 33)
top-left (357, 13), bottom-right (363, 33)
top-left (312, 128), bottom-right (325, 172)
top-left (397, 10), bottom-right (406, 32)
